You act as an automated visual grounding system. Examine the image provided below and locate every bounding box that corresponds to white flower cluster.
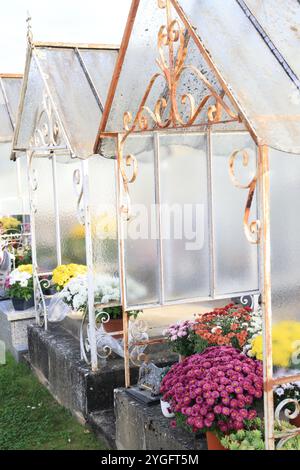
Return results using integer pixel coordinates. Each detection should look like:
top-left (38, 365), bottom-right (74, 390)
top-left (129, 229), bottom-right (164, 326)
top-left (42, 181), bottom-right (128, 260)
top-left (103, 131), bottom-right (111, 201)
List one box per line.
top-left (244, 305), bottom-right (263, 356)
top-left (62, 273), bottom-right (121, 311)
top-left (9, 268), bottom-right (32, 288)
top-left (64, 274), bottom-right (88, 311)
top-left (275, 382), bottom-right (300, 397)
top-left (94, 274), bottom-right (120, 304)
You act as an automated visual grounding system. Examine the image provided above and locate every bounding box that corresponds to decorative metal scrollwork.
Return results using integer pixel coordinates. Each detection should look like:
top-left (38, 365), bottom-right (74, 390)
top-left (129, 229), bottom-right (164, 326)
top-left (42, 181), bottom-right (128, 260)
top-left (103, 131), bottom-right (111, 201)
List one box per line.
top-left (33, 272), bottom-right (48, 329)
top-left (28, 151), bottom-right (38, 214)
top-left (79, 309), bottom-right (149, 366)
top-left (275, 398), bottom-right (300, 449)
top-left (129, 318), bottom-right (149, 366)
top-left (121, 0), bottom-right (239, 136)
top-left (30, 92), bottom-right (61, 148)
top-left (117, 143), bottom-right (138, 219)
top-left (73, 168), bottom-right (85, 225)
top-left (229, 148), bottom-right (261, 244)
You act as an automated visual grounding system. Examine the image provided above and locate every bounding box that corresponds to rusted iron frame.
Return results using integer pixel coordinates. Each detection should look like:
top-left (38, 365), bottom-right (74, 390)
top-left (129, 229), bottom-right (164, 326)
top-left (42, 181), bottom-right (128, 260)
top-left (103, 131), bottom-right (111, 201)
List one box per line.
top-left (116, 135), bottom-right (131, 388)
top-left (94, 0), bottom-right (140, 152)
top-left (259, 144), bottom-right (274, 450)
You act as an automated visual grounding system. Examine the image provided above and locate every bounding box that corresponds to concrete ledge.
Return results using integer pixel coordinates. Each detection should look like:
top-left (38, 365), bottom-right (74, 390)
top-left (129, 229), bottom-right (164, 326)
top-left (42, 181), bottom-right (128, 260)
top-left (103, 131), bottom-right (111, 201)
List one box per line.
top-left (114, 388), bottom-right (207, 451)
top-left (0, 300), bottom-right (35, 361)
top-left (28, 324), bottom-right (177, 422)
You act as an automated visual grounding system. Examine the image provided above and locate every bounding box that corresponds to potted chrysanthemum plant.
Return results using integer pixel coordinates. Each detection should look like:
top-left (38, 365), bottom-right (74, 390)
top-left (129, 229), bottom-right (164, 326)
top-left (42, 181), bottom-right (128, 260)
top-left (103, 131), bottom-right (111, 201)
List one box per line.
top-left (163, 320), bottom-right (196, 361)
top-left (6, 264), bottom-right (34, 310)
top-left (160, 346), bottom-right (263, 450)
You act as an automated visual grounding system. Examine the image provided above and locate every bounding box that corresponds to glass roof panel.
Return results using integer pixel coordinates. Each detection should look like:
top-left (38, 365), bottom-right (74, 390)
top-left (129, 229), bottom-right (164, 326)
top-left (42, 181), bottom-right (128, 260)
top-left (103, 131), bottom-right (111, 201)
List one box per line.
top-left (176, 0), bottom-right (300, 153)
top-left (15, 46), bottom-right (116, 157)
top-left (14, 57), bottom-right (47, 150)
top-left (105, 0), bottom-right (168, 133)
top-left (35, 47), bottom-right (102, 158)
top-left (1, 77), bottom-right (22, 124)
top-left (244, 0), bottom-right (300, 80)
top-left (79, 49), bottom-right (118, 107)
top-left (103, 0), bottom-right (239, 134)
top-left (0, 83), bottom-right (13, 141)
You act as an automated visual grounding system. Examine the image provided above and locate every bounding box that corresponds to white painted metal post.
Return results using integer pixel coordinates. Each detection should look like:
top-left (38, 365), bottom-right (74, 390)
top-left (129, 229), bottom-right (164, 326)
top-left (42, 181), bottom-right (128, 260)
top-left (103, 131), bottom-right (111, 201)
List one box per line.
top-left (82, 160), bottom-right (98, 371)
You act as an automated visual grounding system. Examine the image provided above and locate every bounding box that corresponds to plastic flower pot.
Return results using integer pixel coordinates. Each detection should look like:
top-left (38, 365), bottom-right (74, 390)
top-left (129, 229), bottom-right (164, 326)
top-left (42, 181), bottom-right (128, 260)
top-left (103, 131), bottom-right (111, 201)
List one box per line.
top-left (103, 319), bottom-right (123, 339)
top-left (160, 399), bottom-right (175, 418)
top-left (206, 432), bottom-right (227, 451)
top-left (12, 297), bottom-right (34, 311)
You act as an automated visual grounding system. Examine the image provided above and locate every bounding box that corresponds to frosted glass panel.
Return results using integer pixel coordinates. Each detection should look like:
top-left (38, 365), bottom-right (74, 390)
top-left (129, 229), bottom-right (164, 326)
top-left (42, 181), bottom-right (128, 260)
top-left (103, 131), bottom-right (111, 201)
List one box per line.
top-left (159, 134), bottom-right (210, 301)
top-left (88, 156), bottom-right (118, 279)
top-left (0, 143), bottom-right (22, 215)
top-left (0, 85), bottom-right (13, 140)
top-left (180, 0), bottom-right (300, 153)
top-left (1, 77), bottom-right (22, 124)
top-left (124, 136), bottom-right (159, 306)
top-left (79, 49), bottom-right (118, 105)
top-left (270, 149), bottom-right (300, 376)
top-left (32, 157), bottom-right (57, 272)
top-left (105, 0), bottom-right (172, 133)
top-left (212, 132), bottom-right (259, 295)
top-left (56, 159), bottom-right (86, 265)
top-left (244, 0), bottom-right (300, 79)
top-left (15, 58), bottom-right (45, 149)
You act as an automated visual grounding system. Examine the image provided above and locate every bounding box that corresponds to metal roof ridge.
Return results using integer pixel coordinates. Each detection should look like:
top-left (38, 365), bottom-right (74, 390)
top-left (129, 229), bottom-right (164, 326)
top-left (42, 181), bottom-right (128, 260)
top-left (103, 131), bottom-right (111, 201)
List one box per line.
top-left (33, 41), bottom-right (119, 50)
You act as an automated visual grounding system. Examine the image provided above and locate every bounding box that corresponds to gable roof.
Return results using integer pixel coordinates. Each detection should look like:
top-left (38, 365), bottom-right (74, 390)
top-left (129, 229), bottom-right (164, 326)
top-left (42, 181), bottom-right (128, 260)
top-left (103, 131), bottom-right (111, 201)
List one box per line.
top-left (13, 42), bottom-right (118, 159)
top-left (94, 0), bottom-right (300, 155)
top-left (0, 74), bottom-right (23, 142)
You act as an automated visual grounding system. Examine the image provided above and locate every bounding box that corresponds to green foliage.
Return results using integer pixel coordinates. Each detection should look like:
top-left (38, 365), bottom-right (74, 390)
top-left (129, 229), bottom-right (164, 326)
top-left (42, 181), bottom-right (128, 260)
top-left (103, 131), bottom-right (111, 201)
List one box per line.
top-left (221, 417), bottom-right (300, 451)
top-left (7, 277), bottom-right (33, 301)
top-left (0, 354), bottom-right (106, 450)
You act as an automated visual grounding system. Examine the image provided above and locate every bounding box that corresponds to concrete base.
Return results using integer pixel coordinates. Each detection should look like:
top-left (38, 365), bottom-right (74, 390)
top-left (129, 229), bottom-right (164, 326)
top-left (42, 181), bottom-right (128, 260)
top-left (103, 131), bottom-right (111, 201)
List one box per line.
top-left (27, 324), bottom-right (177, 423)
top-left (0, 300), bottom-right (35, 361)
top-left (114, 388), bottom-right (207, 451)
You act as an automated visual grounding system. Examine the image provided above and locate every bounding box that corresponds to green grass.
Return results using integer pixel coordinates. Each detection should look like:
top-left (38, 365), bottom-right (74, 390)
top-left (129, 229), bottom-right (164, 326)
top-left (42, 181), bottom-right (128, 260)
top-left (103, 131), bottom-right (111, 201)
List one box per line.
top-left (0, 354), bottom-right (106, 450)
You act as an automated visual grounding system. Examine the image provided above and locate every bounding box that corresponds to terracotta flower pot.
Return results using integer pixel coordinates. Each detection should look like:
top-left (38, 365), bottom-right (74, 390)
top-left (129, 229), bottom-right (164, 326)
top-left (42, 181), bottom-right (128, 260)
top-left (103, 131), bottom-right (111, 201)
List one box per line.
top-left (290, 414), bottom-right (300, 428)
top-left (206, 432), bottom-right (227, 451)
top-left (103, 318), bottom-right (123, 339)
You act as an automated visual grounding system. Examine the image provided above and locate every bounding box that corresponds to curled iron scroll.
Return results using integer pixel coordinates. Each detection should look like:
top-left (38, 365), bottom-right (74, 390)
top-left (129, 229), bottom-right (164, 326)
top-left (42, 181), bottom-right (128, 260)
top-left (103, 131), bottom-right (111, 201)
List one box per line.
top-left (229, 149), bottom-right (261, 245)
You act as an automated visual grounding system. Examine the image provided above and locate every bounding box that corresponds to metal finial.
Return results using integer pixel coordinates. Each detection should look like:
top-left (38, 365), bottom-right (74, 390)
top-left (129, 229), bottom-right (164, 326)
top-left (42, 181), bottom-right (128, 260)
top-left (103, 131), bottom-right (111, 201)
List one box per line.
top-left (26, 12), bottom-right (33, 46)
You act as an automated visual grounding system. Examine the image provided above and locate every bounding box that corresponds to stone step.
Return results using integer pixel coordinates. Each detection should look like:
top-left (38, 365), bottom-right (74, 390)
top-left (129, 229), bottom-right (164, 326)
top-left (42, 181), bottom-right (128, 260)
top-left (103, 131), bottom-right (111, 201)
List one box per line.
top-left (87, 409), bottom-right (116, 450)
top-left (28, 323), bottom-right (177, 420)
top-left (114, 388), bottom-right (207, 451)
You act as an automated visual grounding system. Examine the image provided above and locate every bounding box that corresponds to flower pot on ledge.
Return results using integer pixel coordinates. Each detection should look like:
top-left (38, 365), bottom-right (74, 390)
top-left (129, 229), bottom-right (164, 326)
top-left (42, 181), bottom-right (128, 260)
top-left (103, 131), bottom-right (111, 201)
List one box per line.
top-left (12, 297), bottom-right (34, 311)
top-left (103, 318), bottom-right (123, 340)
top-left (206, 432), bottom-right (227, 451)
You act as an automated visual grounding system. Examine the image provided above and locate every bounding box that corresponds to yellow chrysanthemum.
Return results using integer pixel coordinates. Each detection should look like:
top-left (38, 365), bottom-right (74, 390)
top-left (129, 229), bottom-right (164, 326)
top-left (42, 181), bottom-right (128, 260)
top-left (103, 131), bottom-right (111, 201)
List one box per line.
top-left (70, 224), bottom-right (85, 240)
top-left (250, 321), bottom-right (300, 368)
top-left (52, 264), bottom-right (87, 288)
top-left (18, 264), bottom-right (33, 275)
top-left (0, 216), bottom-right (21, 231)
